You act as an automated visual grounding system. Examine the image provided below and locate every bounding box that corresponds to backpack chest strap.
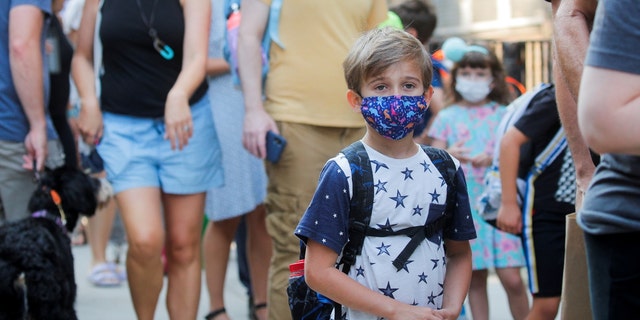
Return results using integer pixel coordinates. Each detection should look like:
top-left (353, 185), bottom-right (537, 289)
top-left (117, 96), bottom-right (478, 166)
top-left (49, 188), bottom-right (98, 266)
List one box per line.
top-left (355, 215), bottom-right (447, 271)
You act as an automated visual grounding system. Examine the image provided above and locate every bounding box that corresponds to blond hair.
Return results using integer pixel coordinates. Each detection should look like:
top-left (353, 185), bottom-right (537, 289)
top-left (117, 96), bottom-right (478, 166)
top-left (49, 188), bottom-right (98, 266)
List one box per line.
top-left (343, 27), bottom-right (433, 93)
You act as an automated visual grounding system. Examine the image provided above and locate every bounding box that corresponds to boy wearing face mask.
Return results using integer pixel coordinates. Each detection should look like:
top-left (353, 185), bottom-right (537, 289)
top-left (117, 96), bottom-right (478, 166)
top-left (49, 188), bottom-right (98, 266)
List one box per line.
top-left (429, 47), bottom-right (530, 320)
top-left (294, 27), bottom-right (475, 320)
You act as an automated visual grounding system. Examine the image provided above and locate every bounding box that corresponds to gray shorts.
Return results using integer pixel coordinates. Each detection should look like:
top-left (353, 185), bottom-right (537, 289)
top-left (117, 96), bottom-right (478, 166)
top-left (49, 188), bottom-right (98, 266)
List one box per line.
top-left (0, 140), bottom-right (65, 224)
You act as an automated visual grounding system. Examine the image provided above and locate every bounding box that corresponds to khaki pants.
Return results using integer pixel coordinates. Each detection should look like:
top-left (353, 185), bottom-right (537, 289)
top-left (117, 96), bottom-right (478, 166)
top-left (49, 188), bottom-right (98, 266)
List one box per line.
top-left (264, 122), bottom-right (364, 320)
top-left (0, 140), bottom-right (65, 224)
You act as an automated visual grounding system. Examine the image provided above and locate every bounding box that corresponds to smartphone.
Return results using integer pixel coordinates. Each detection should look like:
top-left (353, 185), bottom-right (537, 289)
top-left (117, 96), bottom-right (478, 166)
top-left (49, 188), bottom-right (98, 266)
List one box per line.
top-left (266, 131), bottom-right (287, 163)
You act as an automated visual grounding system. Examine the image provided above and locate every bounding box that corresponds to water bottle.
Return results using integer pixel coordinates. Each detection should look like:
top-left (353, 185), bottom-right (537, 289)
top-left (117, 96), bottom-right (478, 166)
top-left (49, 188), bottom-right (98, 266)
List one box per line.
top-left (289, 259), bottom-right (305, 279)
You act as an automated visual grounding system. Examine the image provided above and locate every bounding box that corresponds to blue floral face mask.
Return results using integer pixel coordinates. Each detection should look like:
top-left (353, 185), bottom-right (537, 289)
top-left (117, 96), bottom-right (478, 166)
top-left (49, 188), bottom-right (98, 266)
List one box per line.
top-left (360, 95), bottom-right (428, 140)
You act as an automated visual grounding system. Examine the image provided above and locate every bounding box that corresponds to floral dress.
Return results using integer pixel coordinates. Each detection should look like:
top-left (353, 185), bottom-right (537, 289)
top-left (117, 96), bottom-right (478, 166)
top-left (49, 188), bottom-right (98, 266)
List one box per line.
top-left (428, 102), bottom-right (526, 270)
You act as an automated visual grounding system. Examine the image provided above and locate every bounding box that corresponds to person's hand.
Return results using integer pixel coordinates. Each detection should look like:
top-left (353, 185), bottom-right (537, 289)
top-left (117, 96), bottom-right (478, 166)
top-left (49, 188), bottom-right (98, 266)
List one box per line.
top-left (78, 97), bottom-right (103, 146)
top-left (242, 107), bottom-right (277, 159)
top-left (434, 307), bottom-right (462, 320)
top-left (386, 304), bottom-right (444, 320)
top-left (164, 91), bottom-right (193, 150)
top-left (470, 153), bottom-right (492, 168)
top-left (447, 141), bottom-right (470, 163)
top-left (23, 126), bottom-right (47, 171)
top-left (496, 201), bottom-right (522, 235)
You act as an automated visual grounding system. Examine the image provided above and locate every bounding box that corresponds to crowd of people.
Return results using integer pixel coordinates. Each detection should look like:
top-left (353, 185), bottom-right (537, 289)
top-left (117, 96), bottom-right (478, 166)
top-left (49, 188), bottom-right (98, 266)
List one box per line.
top-left (1, 0), bottom-right (638, 319)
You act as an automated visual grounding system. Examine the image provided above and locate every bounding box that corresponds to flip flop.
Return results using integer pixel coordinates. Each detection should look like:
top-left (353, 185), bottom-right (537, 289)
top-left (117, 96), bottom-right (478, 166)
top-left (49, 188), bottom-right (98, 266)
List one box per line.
top-left (88, 262), bottom-right (121, 287)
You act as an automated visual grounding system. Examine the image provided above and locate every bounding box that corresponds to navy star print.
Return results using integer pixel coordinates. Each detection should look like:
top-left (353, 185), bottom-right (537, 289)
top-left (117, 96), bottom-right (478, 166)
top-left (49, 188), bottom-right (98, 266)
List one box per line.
top-left (427, 291), bottom-right (437, 305)
top-left (374, 179), bottom-right (388, 194)
top-left (418, 272), bottom-right (428, 283)
top-left (377, 218), bottom-right (396, 232)
top-left (390, 190), bottom-right (408, 208)
top-left (420, 160), bottom-right (432, 172)
top-left (431, 258), bottom-right (439, 270)
top-left (400, 259), bottom-right (414, 273)
top-left (379, 282), bottom-right (399, 299)
top-left (429, 189), bottom-right (441, 203)
top-left (370, 160), bottom-right (389, 173)
top-left (376, 242), bottom-right (391, 256)
top-left (412, 205), bottom-right (424, 216)
top-left (401, 167), bottom-right (413, 180)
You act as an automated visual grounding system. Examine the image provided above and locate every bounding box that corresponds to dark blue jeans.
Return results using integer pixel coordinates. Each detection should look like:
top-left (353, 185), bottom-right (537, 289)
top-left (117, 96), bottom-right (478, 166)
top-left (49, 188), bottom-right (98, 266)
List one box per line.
top-left (584, 231), bottom-right (640, 319)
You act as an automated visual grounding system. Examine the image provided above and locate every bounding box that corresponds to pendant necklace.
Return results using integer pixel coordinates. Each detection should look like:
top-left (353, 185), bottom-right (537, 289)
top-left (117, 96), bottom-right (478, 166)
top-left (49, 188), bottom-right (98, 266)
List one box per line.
top-left (135, 0), bottom-right (174, 60)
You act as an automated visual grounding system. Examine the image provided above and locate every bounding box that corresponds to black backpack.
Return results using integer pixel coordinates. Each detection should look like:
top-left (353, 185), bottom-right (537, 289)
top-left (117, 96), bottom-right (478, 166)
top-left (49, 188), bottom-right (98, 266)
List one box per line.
top-left (288, 141), bottom-right (457, 320)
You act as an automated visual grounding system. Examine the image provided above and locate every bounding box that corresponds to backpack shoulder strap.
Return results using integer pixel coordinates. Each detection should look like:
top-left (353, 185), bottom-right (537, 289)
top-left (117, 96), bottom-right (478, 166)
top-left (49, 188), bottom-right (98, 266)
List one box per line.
top-left (420, 145), bottom-right (457, 215)
top-left (339, 141), bottom-right (374, 273)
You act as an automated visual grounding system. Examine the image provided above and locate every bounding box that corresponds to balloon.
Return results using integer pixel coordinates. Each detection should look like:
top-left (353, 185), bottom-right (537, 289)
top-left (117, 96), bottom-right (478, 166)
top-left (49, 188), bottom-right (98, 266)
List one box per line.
top-left (441, 37), bottom-right (467, 62)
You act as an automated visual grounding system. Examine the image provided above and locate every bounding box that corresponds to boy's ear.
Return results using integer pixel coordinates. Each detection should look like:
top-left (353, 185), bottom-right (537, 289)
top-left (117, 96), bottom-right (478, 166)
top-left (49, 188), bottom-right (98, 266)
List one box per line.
top-left (424, 85), bottom-right (435, 106)
top-left (346, 90), bottom-right (362, 112)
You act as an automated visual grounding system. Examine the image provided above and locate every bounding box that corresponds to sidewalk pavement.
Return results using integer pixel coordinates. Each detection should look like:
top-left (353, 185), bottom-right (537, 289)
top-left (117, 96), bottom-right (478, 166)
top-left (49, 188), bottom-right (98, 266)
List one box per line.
top-left (73, 243), bottom-right (520, 320)
top-left (73, 243), bottom-right (249, 320)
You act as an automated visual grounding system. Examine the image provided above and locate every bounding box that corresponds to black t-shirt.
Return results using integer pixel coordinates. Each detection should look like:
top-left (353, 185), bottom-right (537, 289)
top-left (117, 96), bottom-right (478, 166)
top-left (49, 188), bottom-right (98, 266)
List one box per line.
top-left (99, 0), bottom-right (207, 118)
top-left (514, 85), bottom-right (575, 218)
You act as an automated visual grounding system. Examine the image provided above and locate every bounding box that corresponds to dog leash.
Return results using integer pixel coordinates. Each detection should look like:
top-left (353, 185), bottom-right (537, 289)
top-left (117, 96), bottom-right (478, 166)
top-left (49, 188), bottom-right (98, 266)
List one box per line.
top-left (31, 161), bottom-right (68, 227)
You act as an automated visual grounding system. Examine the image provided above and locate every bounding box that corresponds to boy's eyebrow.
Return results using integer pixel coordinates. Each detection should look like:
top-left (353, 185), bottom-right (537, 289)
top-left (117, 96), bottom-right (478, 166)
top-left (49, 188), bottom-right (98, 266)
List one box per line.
top-left (365, 76), bottom-right (386, 85)
top-left (365, 75), bottom-right (422, 86)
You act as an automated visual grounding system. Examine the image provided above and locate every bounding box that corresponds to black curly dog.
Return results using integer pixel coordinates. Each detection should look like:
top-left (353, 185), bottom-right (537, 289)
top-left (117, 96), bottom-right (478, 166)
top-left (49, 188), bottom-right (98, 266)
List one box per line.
top-left (0, 167), bottom-right (110, 320)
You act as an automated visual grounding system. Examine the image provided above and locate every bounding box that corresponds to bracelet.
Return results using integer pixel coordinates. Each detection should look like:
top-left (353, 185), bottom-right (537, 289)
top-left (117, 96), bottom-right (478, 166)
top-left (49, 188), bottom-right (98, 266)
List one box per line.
top-left (67, 103), bottom-right (80, 119)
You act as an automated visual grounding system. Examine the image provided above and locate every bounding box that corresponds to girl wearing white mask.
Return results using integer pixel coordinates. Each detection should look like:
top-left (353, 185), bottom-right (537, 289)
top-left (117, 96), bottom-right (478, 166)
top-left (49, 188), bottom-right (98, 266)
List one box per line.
top-left (429, 47), bottom-right (530, 320)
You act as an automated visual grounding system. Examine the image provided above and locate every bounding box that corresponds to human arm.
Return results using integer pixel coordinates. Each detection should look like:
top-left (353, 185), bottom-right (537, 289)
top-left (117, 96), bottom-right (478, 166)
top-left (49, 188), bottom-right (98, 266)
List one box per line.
top-left (163, 0), bottom-right (211, 150)
top-left (71, 0), bottom-right (102, 146)
top-left (496, 127), bottom-right (528, 235)
top-left (434, 239), bottom-right (471, 320)
top-left (577, 0), bottom-right (640, 155)
top-left (579, 67), bottom-right (640, 155)
top-left (554, 67), bottom-right (594, 208)
top-left (205, 58), bottom-right (230, 78)
top-left (9, 5), bottom-right (48, 170)
top-left (551, 0), bottom-right (597, 207)
top-left (237, 0), bottom-right (277, 159)
top-left (552, 0), bottom-right (596, 100)
top-left (304, 240), bottom-right (444, 320)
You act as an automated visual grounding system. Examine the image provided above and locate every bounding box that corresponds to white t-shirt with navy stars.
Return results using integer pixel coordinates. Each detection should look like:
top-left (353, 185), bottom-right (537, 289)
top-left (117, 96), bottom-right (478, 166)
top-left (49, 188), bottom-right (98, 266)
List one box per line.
top-left (296, 142), bottom-right (476, 319)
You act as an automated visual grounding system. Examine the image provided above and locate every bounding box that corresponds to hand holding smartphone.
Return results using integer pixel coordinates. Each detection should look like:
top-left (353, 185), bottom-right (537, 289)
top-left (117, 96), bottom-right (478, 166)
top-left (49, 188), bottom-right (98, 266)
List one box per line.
top-left (266, 131), bottom-right (287, 163)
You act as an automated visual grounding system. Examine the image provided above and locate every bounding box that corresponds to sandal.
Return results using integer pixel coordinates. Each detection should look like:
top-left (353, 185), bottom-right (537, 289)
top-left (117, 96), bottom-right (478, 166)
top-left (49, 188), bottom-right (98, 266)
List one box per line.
top-left (107, 262), bottom-right (127, 282)
top-left (250, 302), bottom-right (267, 320)
top-left (204, 308), bottom-right (226, 320)
top-left (87, 262), bottom-right (121, 287)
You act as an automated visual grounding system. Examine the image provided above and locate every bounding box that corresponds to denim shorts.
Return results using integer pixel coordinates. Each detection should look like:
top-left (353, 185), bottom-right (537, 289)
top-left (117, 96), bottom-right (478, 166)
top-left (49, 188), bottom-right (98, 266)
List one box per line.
top-left (97, 97), bottom-right (223, 194)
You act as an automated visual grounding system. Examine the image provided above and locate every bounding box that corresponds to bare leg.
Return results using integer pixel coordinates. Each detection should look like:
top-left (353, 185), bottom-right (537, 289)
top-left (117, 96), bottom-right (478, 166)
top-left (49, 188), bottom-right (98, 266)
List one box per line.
top-left (163, 192), bottom-right (206, 320)
top-left (246, 204), bottom-right (271, 320)
top-left (468, 269), bottom-right (489, 320)
top-left (203, 216), bottom-right (242, 320)
top-left (496, 267), bottom-right (530, 320)
top-left (86, 197), bottom-right (116, 266)
top-left (117, 187), bottom-right (165, 320)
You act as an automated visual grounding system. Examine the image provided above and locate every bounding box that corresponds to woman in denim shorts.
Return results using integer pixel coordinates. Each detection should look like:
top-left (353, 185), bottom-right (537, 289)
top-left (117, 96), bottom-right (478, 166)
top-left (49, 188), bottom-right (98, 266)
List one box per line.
top-left (71, 0), bottom-right (222, 318)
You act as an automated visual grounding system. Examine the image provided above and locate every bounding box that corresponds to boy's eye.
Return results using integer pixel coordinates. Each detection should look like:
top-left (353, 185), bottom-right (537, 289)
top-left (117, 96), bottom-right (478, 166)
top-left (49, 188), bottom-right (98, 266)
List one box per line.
top-left (403, 83), bottom-right (417, 90)
top-left (374, 84), bottom-right (387, 91)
